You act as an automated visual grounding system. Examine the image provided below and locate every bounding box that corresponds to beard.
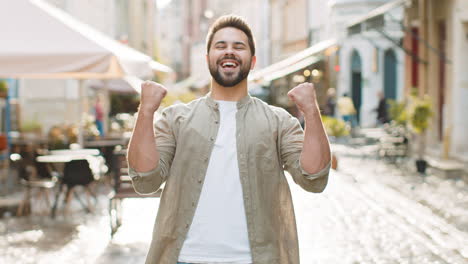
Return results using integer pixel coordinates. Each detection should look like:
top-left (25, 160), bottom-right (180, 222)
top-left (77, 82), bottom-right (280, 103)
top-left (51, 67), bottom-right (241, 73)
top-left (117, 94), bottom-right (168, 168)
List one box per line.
top-left (208, 55), bottom-right (251, 87)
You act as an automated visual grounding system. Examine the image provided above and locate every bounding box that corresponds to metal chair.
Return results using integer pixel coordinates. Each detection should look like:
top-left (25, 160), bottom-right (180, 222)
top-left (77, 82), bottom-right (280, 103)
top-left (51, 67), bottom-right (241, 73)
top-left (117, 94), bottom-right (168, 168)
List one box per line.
top-left (108, 148), bottom-right (161, 236)
top-left (51, 159), bottom-right (97, 217)
top-left (12, 153), bottom-right (58, 216)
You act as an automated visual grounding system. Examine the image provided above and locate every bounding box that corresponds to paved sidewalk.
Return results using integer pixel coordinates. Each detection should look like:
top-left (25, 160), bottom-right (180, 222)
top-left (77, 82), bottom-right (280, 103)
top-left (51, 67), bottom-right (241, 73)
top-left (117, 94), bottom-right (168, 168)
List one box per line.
top-left (1, 143), bottom-right (467, 263)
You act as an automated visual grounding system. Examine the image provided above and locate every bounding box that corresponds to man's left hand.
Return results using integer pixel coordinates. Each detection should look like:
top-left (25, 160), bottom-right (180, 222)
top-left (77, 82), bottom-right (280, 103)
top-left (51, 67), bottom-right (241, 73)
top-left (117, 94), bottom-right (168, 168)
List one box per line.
top-left (287, 82), bottom-right (319, 115)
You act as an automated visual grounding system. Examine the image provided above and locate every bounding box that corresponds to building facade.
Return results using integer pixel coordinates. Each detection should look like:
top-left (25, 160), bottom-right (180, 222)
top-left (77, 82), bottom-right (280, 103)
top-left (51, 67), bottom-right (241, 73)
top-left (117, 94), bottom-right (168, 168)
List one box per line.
top-left (337, 0), bottom-right (406, 127)
top-left (404, 0), bottom-right (468, 160)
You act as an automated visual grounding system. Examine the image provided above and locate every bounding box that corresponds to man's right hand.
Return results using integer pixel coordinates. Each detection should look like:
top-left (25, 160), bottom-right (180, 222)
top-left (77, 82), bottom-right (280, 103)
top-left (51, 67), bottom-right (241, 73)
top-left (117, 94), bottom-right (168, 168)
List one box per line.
top-left (139, 81), bottom-right (167, 114)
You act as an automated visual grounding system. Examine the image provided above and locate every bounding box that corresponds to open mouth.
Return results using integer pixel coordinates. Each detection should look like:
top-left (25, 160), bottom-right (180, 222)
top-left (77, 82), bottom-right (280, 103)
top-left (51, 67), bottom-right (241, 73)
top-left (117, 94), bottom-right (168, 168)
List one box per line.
top-left (219, 60), bottom-right (239, 69)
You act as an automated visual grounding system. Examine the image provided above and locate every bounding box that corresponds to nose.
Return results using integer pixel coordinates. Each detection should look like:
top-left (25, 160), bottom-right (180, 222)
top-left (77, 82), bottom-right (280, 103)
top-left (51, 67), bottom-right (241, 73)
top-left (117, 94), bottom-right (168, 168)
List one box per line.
top-left (224, 45), bottom-right (235, 55)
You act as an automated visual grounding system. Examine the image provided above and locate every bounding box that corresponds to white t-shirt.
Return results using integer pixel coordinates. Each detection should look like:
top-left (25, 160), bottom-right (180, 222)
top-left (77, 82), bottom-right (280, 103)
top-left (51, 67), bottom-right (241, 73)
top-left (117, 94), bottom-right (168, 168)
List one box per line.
top-left (178, 100), bottom-right (252, 264)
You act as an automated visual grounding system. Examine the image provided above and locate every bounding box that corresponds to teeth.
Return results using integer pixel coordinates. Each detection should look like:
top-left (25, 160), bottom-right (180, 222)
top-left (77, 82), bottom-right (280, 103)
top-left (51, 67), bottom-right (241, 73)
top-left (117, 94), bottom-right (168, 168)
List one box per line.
top-left (222, 62), bottom-right (236, 67)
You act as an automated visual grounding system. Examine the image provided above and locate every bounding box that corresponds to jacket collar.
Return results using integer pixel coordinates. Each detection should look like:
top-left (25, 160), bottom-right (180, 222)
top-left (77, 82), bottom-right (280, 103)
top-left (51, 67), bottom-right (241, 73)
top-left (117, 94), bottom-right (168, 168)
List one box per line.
top-left (205, 92), bottom-right (252, 110)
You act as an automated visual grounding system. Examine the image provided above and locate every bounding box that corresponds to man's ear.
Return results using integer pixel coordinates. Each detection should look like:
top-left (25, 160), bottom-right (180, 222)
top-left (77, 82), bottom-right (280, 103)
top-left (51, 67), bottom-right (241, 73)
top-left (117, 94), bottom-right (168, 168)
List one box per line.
top-left (206, 54), bottom-right (209, 64)
top-left (250, 55), bottom-right (257, 70)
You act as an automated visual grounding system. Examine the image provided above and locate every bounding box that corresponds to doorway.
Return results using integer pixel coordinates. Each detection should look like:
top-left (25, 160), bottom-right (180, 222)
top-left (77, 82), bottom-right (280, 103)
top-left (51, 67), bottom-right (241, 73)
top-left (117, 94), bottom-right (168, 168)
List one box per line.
top-left (351, 50), bottom-right (362, 124)
top-left (384, 49), bottom-right (397, 100)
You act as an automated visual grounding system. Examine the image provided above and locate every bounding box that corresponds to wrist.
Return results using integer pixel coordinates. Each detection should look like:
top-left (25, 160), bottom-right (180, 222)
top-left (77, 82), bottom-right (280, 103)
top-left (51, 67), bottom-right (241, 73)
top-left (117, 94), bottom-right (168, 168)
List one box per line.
top-left (138, 106), bottom-right (157, 117)
top-left (302, 105), bottom-right (321, 120)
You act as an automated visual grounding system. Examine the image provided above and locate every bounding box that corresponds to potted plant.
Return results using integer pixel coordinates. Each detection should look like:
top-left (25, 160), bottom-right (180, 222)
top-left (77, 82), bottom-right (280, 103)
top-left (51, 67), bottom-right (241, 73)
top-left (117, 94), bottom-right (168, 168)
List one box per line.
top-left (388, 99), bottom-right (408, 126)
top-left (386, 99), bottom-right (409, 141)
top-left (322, 115), bottom-right (350, 170)
top-left (408, 95), bottom-right (433, 174)
top-left (322, 116), bottom-right (350, 142)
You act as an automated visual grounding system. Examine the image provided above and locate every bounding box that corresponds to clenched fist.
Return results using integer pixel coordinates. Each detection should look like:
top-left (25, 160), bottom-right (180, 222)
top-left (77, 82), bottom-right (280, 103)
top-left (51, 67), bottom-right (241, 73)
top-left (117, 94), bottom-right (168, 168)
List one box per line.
top-left (287, 82), bottom-right (319, 115)
top-left (139, 81), bottom-right (167, 114)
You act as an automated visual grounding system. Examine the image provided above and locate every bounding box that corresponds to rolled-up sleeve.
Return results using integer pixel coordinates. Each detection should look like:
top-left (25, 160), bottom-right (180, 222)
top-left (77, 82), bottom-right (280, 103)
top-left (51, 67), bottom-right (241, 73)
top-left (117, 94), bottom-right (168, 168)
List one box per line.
top-left (278, 109), bottom-right (330, 193)
top-left (128, 107), bottom-right (176, 194)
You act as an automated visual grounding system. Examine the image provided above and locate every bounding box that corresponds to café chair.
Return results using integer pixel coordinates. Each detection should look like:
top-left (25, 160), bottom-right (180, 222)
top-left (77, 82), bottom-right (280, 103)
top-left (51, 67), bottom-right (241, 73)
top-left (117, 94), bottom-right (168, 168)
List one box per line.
top-left (59, 159), bottom-right (97, 215)
top-left (108, 148), bottom-right (161, 237)
top-left (12, 153), bottom-right (58, 216)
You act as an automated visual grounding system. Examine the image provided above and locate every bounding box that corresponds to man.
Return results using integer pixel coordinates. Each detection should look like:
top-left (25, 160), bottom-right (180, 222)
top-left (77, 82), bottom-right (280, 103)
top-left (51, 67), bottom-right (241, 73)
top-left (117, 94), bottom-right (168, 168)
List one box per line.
top-left (375, 91), bottom-right (389, 125)
top-left (127, 15), bottom-right (331, 264)
top-left (323, 87), bottom-right (336, 117)
top-left (94, 96), bottom-right (104, 137)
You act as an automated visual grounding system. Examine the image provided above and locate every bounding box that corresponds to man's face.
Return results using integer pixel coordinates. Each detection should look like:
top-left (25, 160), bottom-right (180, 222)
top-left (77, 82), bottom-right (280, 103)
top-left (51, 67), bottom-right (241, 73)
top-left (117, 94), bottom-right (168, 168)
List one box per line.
top-left (207, 27), bottom-right (256, 87)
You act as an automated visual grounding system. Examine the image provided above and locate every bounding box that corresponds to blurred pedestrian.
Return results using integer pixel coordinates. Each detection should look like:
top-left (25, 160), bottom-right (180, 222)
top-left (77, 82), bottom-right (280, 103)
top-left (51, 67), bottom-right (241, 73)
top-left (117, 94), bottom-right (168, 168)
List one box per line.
top-left (323, 87), bottom-right (336, 116)
top-left (127, 15), bottom-right (331, 264)
top-left (375, 91), bottom-right (389, 125)
top-left (94, 97), bottom-right (104, 137)
top-left (337, 92), bottom-right (357, 127)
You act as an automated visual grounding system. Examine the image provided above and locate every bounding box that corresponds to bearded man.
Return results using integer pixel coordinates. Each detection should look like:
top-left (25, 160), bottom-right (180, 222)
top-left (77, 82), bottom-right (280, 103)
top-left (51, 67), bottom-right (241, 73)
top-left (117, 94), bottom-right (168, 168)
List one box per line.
top-left (127, 15), bottom-right (331, 264)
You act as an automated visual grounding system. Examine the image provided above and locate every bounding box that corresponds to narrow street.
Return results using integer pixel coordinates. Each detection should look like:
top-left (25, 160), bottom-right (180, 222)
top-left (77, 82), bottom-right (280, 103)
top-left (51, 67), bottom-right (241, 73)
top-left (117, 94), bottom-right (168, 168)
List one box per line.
top-left (1, 143), bottom-right (467, 264)
top-left (296, 144), bottom-right (468, 264)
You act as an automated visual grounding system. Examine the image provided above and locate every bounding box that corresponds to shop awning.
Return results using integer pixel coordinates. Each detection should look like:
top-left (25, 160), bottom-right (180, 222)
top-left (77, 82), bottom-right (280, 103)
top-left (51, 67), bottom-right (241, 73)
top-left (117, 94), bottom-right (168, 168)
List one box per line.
top-left (87, 78), bottom-right (141, 94)
top-left (249, 39), bottom-right (337, 84)
top-left (347, 0), bottom-right (410, 34)
top-left (259, 56), bottom-right (321, 83)
top-left (346, 0), bottom-right (450, 64)
top-left (172, 75), bottom-right (210, 93)
top-left (0, 0), bottom-right (172, 79)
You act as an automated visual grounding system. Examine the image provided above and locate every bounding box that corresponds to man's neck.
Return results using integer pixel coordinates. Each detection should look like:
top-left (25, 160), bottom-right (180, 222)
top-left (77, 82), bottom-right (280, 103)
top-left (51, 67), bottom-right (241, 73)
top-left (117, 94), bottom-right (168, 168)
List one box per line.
top-left (210, 79), bottom-right (248, 101)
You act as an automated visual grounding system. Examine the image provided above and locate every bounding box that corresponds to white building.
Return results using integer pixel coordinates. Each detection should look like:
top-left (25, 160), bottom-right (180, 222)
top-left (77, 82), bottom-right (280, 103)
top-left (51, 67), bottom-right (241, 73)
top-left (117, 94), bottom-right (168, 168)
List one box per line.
top-left (156, 0), bottom-right (185, 81)
top-left (332, 0), bottom-right (405, 127)
top-left (449, 0), bottom-right (468, 159)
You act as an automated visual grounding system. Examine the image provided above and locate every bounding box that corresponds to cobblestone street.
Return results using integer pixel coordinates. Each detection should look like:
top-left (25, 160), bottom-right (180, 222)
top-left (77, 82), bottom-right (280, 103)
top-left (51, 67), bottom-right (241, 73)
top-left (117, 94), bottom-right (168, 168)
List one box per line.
top-left (296, 144), bottom-right (468, 263)
top-left (1, 143), bottom-right (467, 264)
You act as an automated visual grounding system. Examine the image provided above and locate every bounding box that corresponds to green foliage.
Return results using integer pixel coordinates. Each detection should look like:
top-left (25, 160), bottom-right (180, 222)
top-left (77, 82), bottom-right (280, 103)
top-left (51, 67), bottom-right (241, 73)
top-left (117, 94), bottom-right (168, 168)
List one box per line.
top-left (388, 99), bottom-right (407, 125)
top-left (409, 95), bottom-right (433, 134)
top-left (322, 116), bottom-right (350, 137)
top-left (0, 80), bottom-right (8, 92)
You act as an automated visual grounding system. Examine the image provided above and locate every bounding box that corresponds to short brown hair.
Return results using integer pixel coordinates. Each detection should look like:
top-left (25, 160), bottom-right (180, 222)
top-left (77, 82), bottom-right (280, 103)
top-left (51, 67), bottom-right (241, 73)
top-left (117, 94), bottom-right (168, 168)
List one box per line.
top-left (206, 15), bottom-right (256, 56)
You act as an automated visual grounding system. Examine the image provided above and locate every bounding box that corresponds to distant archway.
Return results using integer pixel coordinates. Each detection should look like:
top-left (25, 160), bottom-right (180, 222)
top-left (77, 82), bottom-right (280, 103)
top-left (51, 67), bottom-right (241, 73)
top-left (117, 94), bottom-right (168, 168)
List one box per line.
top-left (351, 50), bottom-right (362, 123)
top-left (384, 49), bottom-right (397, 100)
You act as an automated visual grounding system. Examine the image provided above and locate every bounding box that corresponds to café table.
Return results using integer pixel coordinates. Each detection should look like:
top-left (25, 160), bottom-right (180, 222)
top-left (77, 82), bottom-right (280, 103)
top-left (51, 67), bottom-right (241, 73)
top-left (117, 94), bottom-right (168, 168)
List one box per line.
top-left (84, 139), bottom-right (128, 178)
top-left (49, 148), bottom-right (100, 156)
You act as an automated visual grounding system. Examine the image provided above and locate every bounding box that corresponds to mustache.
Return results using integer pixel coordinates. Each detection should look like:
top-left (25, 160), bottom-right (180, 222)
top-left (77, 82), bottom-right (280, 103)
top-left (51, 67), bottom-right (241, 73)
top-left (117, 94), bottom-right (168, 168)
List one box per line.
top-left (216, 55), bottom-right (241, 65)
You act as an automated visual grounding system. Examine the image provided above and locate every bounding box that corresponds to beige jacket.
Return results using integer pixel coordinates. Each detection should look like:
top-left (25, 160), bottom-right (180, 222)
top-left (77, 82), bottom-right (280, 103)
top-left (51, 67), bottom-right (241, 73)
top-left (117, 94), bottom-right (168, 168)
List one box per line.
top-left (129, 94), bottom-right (330, 264)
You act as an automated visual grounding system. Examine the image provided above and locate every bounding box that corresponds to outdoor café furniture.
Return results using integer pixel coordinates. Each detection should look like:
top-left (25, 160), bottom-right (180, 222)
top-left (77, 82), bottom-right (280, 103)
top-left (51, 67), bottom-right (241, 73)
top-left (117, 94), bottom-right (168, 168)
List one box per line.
top-left (84, 139), bottom-right (128, 180)
top-left (49, 149), bottom-right (100, 156)
top-left (36, 151), bottom-right (107, 218)
top-left (56, 159), bottom-right (96, 216)
top-left (108, 148), bottom-right (161, 237)
top-left (378, 135), bottom-right (408, 163)
top-left (10, 153), bottom-right (58, 216)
